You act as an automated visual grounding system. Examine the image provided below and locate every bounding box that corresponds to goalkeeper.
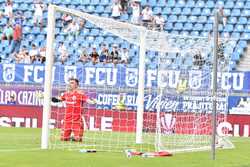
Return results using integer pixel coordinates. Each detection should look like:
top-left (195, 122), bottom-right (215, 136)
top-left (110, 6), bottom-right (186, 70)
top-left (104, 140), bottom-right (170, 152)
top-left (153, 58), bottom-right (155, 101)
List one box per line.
top-left (52, 78), bottom-right (96, 142)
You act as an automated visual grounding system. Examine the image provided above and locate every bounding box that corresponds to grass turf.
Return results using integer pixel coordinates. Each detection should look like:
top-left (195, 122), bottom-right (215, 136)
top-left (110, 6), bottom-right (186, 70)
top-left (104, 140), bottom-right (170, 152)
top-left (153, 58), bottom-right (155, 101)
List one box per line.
top-left (0, 127), bottom-right (249, 167)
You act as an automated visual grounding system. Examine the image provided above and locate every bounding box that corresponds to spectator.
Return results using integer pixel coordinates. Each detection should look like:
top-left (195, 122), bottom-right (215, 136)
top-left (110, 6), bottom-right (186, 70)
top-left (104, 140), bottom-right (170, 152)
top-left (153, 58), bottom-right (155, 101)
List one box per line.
top-left (14, 46), bottom-right (27, 63)
top-left (29, 44), bottom-right (39, 58)
top-left (130, 1), bottom-right (141, 25)
top-left (4, 0), bottom-right (13, 19)
top-left (22, 51), bottom-right (31, 64)
top-left (2, 23), bottom-right (13, 44)
top-left (7, 95), bottom-right (16, 104)
top-left (64, 20), bottom-right (80, 37)
top-left (193, 51), bottom-right (205, 69)
top-left (110, 44), bottom-right (120, 64)
top-left (61, 14), bottom-right (73, 28)
top-left (78, 47), bottom-right (89, 64)
top-left (33, 1), bottom-right (44, 30)
top-left (99, 44), bottom-right (109, 63)
top-left (10, 22), bottom-right (22, 55)
top-left (39, 47), bottom-right (46, 64)
top-left (154, 13), bottom-right (165, 31)
top-left (58, 42), bottom-right (69, 64)
top-left (89, 45), bottom-right (99, 65)
top-left (14, 11), bottom-right (25, 26)
top-left (120, 0), bottom-right (128, 13)
top-left (120, 47), bottom-right (129, 64)
top-left (111, 1), bottom-right (122, 19)
top-left (218, 6), bottom-right (227, 27)
top-left (141, 5), bottom-right (153, 28)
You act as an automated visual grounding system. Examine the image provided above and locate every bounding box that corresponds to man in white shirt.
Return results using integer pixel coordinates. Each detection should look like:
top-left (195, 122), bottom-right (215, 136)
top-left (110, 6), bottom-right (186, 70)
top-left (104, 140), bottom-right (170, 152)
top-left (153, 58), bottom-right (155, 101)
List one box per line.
top-left (111, 2), bottom-right (122, 19)
top-left (120, 47), bottom-right (129, 64)
top-left (33, 2), bottom-right (44, 29)
top-left (130, 1), bottom-right (140, 25)
top-left (154, 13), bottom-right (165, 31)
top-left (141, 5), bottom-right (153, 28)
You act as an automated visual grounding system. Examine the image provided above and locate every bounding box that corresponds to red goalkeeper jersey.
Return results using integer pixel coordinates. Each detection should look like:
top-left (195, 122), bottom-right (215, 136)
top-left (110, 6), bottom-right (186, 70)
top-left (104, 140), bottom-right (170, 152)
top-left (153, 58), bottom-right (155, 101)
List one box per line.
top-left (61, 90), bottom-right (88, 123)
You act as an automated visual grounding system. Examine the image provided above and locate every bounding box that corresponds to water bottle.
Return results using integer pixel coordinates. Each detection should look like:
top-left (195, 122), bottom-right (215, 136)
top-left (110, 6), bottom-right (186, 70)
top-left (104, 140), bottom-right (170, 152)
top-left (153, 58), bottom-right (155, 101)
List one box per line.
top-left (142, 153), bottom-right (155, 158)
top-left (79, 149), bottom-right (96, 153)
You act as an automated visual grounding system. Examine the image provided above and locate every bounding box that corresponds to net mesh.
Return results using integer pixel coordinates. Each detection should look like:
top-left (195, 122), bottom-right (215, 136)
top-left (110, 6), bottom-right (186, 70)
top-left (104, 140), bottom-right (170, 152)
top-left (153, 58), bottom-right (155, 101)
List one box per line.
top-left (46, 5), bottom-right (234, 153)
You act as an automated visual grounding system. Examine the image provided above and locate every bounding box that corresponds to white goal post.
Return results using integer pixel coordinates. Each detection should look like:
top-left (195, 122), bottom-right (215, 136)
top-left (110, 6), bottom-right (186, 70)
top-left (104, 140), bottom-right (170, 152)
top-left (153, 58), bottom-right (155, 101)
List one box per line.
top-left (41, 4), bottom-right (235, 154)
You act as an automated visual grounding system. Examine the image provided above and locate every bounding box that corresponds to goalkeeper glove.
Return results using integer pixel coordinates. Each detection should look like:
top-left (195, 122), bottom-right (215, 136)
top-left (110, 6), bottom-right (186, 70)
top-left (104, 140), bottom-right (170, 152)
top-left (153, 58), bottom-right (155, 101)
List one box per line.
top-left (51, 97), bottom-right (62, 103)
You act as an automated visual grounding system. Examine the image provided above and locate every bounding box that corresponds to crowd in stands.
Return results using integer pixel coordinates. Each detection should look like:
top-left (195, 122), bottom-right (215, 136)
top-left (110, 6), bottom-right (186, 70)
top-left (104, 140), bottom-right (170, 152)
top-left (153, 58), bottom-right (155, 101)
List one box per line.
top-left (57, 42), bottom-right (130, 66)
top-left (111, 0), bottom-right (165, 31)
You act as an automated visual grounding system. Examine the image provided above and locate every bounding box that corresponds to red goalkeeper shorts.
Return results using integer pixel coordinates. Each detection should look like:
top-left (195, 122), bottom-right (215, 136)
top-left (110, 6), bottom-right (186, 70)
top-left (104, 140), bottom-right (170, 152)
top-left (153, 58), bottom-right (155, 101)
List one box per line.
top-left (61, 122), bottom-right (83, 141)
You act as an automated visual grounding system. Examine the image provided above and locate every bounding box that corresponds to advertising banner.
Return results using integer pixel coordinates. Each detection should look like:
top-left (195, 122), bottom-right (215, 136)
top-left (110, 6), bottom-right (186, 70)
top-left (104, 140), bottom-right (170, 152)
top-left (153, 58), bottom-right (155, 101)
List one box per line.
top-left (0, 105), bottom-right (249, 137)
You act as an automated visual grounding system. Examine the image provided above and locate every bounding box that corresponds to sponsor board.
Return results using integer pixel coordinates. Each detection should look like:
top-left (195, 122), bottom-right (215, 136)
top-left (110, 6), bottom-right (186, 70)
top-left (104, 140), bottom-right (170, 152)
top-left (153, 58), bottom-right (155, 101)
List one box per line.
top-left (0, 105), bottom-right (249, 137)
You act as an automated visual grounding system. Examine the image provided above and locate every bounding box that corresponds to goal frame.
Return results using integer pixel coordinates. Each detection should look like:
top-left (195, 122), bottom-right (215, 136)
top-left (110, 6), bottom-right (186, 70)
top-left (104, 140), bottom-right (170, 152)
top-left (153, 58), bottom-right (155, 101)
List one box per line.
top-left (41, 5), bottom-right (224, 160)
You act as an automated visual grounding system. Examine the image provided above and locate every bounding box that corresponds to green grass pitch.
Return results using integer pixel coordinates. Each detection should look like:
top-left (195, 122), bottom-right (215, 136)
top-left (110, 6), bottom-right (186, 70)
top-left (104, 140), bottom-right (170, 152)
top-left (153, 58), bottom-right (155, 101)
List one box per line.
top-left (0, 127), bottom-right (249, 167)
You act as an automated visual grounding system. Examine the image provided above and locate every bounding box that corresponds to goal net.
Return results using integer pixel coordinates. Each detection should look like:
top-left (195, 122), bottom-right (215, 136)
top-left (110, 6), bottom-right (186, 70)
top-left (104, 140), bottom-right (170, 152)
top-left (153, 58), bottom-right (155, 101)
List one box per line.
top-left (41, 5), bottom-right (235, 153)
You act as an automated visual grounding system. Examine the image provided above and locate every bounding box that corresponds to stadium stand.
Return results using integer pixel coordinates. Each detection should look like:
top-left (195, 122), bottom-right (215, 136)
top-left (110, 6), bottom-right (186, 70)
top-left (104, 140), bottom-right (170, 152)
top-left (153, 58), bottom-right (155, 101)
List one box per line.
top-left (0, 0), bottom-right (249, 71)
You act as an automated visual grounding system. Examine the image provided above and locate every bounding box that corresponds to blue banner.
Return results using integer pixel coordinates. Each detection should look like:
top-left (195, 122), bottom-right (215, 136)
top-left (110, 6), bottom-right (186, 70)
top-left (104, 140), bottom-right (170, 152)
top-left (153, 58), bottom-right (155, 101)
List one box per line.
top-left (0, 64), bottom-right (249, 92)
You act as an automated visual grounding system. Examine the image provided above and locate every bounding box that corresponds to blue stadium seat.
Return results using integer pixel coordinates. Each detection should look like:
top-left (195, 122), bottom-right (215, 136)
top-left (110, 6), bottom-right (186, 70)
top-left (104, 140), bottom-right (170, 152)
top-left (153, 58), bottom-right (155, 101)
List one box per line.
top-left (245, 2), bottom-right (250, 9)
top-left (183, 23), bottom-right (193, 31)
top-left (180, 31), bottom-right (189, 36)
top-left (204, 23), bottom-right (212, 31)
top-left (188, 16), bottom-right (197, 23)
top-left (186, 0), bottom-right (195, 7)
top-left (201, 8), bottom-right (211, 16)
top-left (238, 17), bottom-right (248, 25)
top-left (165, 22), bottom-right (173, 30)
top-left (231, 52), bottom-right (240, 61)
top-left (231, 9), bottom-right (241, 17)
top-left (91, 0), bottom-right (100, 5)
top-left (172, 8), bottom-right (181, 15)
top-left (238, 40), bottom-right (248, 48)
top-left (225, 1), bottom-right (234, 9)
top-left (190, 31), bottom-right (199, 36)
top-left (193, 23), bottom-right (203, 31)
top-left (182, 8), bottom-right (191, 15)
top-left (99, 0), bottom-right (109, 5)
top-left (196, 1), bottom-right (205, 8)
top-left (197, 16), bottom-right (207, 23)
top-left (167, 0), bottom-right (176, 7)
top-left (206, 1), bottom-right (215, 8)
top-left (173, 23), bottom-right (183, 30)
top-left (168, 15), bottom-right (178, 23)
top-left (176, 0), bottom-right (186, 8)
top-left (148, 0), bottom-right (157, 6)
top-left (162, 7), bottom-right (172, 15)
top-left (235, 25), bottom-right (244, 32)
top-left (178, 15), bottom-right (187, 23)
top-left (235, 1), bottom-right (244, 9)
top-left (231, 32), bottom-right (241, 39)
top-left (221, 32), bottom-right (230, 38)
top-left (245, 25), bottom-right (250, 33)
top-left (200, 31), bottom-right (209, 37)
top-left (87, 5), bottom-right (96, 13)
top-left (242, 9), bottom-right (250, 16)
top-left (95, 5), bottom-right (104, 13)
top-left (157, 0), bottom-right (166, 7)
top-left (215, 0), bottom-right (224, 7)
top-left (242, 33), bottom-right (250, 40)
top-left (153, 7), bottom-right (162, 14)
top-left (227, 17), bottom-right (237, 24)
top-left (224, 24), bottom-right (234, 32)
top-left (192, 8), bottom-right (201, 16)
top-left (223, 9), bottom-right (231, 16)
